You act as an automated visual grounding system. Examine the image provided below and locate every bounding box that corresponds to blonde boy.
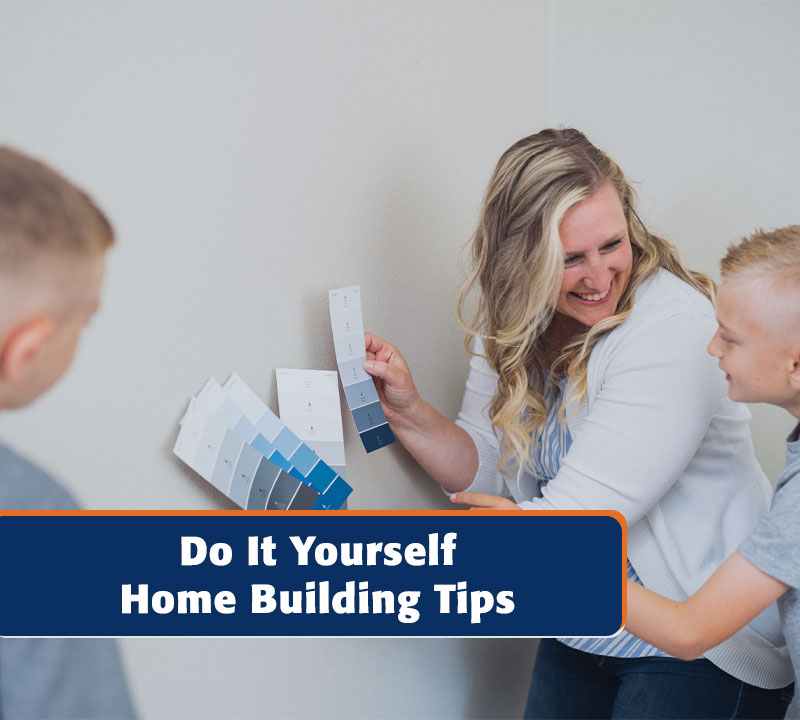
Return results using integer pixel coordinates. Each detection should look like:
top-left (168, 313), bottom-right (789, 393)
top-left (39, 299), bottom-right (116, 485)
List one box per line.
top-left (626, 225), bottom-right (800, 712)
top-left (0, 147), bottom-right (134, 718)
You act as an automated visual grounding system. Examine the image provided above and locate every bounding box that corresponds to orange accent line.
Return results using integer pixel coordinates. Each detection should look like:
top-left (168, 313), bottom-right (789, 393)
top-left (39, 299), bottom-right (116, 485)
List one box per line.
top-left (0, 509), bottom-right (627, 524)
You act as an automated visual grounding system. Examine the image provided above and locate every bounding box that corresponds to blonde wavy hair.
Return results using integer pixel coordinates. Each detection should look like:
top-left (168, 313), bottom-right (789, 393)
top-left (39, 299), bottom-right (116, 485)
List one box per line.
top-left (457, 128), bottom-right (715, 477)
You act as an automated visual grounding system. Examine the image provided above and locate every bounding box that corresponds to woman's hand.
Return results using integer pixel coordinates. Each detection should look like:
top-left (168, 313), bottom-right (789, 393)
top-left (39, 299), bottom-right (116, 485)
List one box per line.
top-left (449, 492), bottom-right (520, 510)
top-left (362, 332), bottom-right (480, 493)
top-left (363, 333), bottom-right (424, 430)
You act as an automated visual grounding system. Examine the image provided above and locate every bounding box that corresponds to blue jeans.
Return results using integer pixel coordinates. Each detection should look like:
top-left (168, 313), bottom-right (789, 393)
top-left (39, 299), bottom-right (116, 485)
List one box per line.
top-left (525, 639), bottom-right (793, 719)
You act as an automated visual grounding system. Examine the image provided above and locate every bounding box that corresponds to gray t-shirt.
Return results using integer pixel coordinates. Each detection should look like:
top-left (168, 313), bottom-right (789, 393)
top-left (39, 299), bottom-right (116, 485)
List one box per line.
top-left (0, 443), bottom-right (136, 719)
top-left (739, 422), bottom-right (800, 716)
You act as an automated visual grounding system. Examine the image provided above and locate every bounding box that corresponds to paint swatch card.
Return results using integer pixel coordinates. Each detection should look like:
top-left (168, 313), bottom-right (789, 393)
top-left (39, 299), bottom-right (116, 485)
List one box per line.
top-left (173, 375), bottom-right (352, 510)
top-left (174, 379), bottom-right (318, 510)
top-left (329, 286), bottom-right (395, 453)
top-left (276, 368), bottom-right (346, 480)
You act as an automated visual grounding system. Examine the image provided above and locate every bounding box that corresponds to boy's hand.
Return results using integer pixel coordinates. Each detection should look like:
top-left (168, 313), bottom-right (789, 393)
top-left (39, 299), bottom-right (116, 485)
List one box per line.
top-left (449, 492), bottom-right (520, 510)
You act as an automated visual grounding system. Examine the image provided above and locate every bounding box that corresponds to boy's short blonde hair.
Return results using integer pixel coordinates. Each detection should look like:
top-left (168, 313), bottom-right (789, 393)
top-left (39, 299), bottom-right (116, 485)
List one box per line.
top-left (0, 147), bottom-right (114, 270)
top-left (721, 226), bottom-right (800, 293)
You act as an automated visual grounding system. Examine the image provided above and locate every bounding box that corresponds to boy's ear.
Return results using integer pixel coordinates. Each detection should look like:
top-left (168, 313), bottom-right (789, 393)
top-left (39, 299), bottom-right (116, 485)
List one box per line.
top-left (790, 347), bottom-right (800, 392)
top-left (0, 316), bottom-right (56, 383)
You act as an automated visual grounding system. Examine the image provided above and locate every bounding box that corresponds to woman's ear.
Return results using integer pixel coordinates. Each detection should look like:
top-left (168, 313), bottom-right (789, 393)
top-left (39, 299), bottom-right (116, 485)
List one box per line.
top-left (0, 315), bottom-right (55, 383)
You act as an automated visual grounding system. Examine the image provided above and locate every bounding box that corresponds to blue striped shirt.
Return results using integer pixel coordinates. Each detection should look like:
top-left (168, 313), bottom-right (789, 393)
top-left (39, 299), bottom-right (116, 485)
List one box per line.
top-left (534, 378), bottom-right (664, 658)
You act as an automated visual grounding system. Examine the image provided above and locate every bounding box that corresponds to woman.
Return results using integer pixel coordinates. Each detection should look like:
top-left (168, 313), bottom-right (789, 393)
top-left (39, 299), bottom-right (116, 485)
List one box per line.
top-left (363, 129), bottom-right (792, 718)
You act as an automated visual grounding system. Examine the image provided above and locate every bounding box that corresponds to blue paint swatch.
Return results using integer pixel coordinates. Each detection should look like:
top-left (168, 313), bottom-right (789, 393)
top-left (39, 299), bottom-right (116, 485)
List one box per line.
top-left (288, 443), bottom-right (319, 476)
top-left (175, 375), bottom-right (354, 510)
top-left (330, 285), bottom-right (395, 455)
top-left (351, 401), bottom-right (388, 433)
top-left (248, 434), bottom-right (296, 478)
top-left (343, 379), bottom-right (379, 409)
top-left (358, 424), bottom-right (396, 453)
top-left (306, 461), bottom-right (337, 494)
top-left (272, 426), bottom-right (302, 460)
top-left (313, 476), bottom-right (353, 510)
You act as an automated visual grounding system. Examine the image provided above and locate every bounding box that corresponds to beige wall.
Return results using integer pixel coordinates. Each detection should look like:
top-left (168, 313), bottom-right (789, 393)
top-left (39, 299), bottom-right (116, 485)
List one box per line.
top-left (0, 1), bottom-right (547, 718)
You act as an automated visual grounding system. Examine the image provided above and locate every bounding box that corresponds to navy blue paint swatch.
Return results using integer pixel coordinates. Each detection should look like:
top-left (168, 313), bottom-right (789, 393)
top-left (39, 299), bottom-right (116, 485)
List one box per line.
top-left (359, 424), bottom-right (396, 453)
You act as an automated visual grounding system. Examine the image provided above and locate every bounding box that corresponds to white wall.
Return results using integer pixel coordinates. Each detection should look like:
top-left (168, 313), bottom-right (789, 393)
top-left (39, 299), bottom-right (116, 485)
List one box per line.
top-left (3, 2), bottom-right (798, 717)
top-left (0, 1), bottom-right (546, 718)
top-left (550, 0), bottom-right (800, 481)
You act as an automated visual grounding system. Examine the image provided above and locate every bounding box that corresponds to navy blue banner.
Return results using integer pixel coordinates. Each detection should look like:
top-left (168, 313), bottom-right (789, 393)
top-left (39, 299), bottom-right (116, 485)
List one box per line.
top-left (0, 512), bottom-right (624, 637)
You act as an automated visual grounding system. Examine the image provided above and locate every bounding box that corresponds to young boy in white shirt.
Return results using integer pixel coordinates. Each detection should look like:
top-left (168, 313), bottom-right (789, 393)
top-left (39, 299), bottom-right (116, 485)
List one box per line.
top-left (0, 146), bottom-right (134, 718)
top-left (626, 225), bottom-right (800, 714)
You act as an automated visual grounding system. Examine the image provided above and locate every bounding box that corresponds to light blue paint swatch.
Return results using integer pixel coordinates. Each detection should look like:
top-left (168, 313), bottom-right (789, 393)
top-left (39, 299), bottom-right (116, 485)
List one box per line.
top-left (343, 379), bottom-right (379, 410)
top-left (210, 429), bottom-right (244, 495)
top-left (229, 444), bottom-right (262, 509)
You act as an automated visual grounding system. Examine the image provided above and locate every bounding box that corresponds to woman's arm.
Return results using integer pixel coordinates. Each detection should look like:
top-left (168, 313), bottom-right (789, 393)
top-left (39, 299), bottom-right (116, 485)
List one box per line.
top-left (363, 333), bottom-right (479, 492)
top-left (626, 551), bottom-right (788, 660)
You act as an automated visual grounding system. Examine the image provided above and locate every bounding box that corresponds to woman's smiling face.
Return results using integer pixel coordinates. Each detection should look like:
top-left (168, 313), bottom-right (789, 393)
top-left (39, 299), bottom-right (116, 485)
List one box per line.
top-left (554, 181), bottom-right (633, 328)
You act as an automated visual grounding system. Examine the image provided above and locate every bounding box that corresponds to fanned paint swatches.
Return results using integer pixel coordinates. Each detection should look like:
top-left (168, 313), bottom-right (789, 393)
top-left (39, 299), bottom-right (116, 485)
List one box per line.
top-left (276, 368), bottom-right (346, 480)
top-left (329, 285), bottom-right (395, 453)
top-left (173, 375), bottom-right (352, 510)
